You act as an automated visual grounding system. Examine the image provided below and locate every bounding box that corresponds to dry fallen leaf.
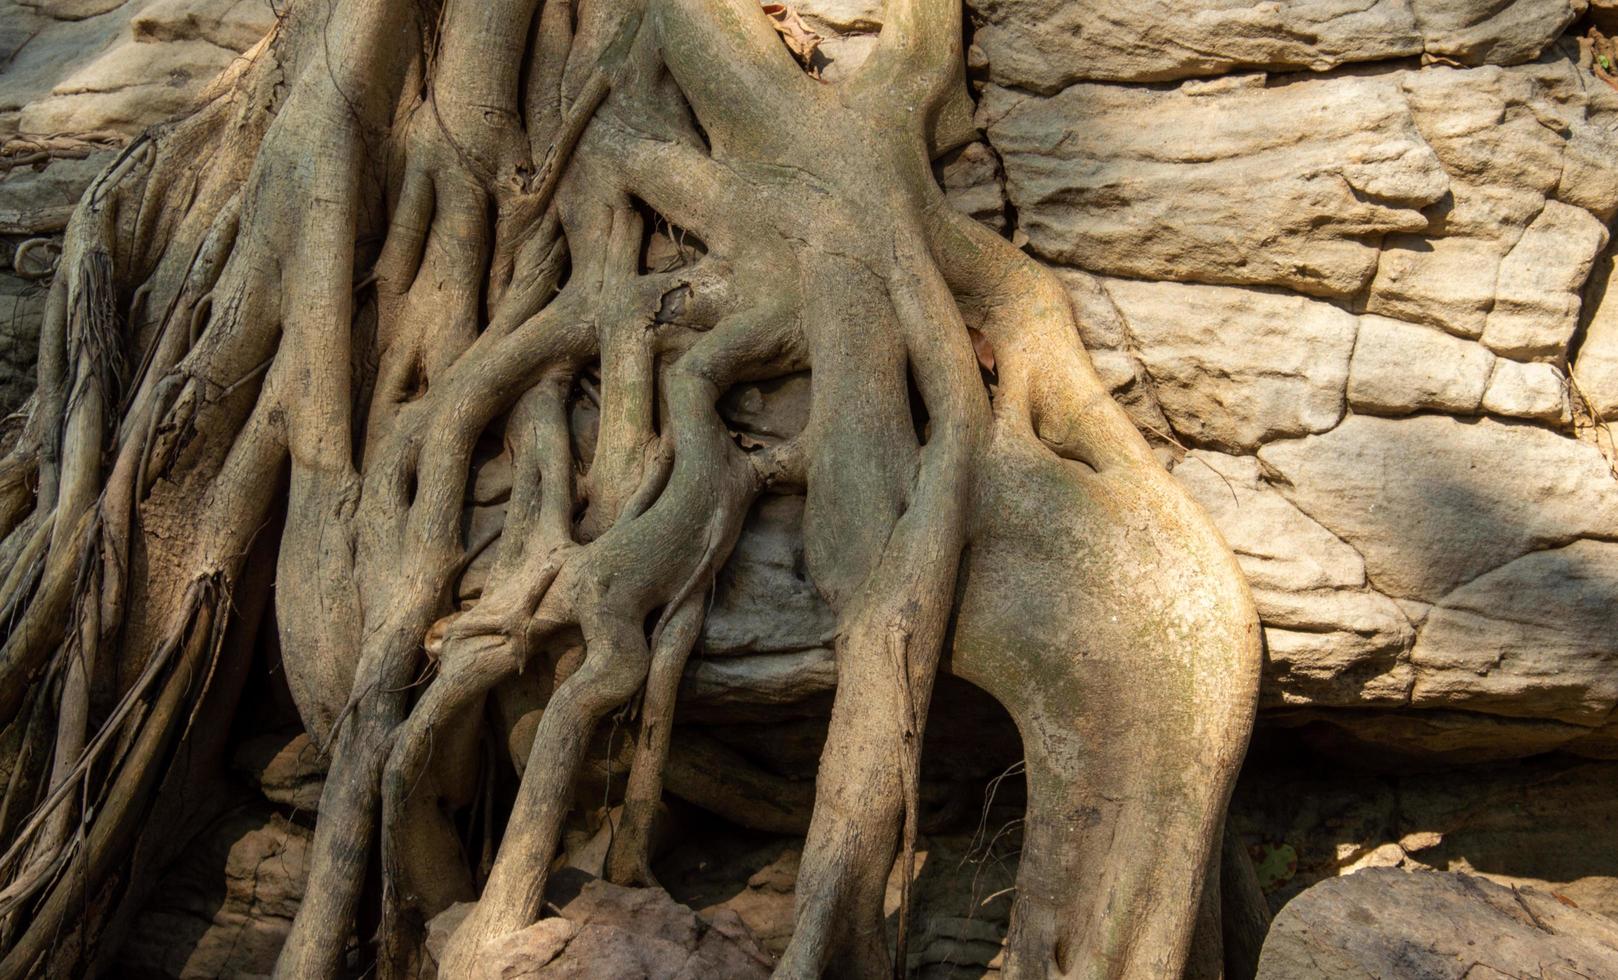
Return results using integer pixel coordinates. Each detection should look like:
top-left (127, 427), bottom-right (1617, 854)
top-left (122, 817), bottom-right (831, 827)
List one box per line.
top-left (762, 2), bottom-right (824, 77)
top-left (968, 327), bottom-right (996, 373)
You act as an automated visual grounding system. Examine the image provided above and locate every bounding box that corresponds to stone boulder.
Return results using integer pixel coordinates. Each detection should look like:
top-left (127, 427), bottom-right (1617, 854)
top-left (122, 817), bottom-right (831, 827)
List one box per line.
top-left (120, 806), bottom-right (310, 979)
top-left (1257, 868), bottom-right (1618, 978)
top-left (1, 0), bottom-right (275, 139)
top-left (428, 873), bottom-right (774, 980)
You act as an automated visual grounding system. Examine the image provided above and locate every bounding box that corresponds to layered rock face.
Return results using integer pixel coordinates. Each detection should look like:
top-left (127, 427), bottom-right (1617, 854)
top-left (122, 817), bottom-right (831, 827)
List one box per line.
top-left (971, 0), bottom-right (1618, 762)
top-left (8, 0), bottom-right (1615, 762)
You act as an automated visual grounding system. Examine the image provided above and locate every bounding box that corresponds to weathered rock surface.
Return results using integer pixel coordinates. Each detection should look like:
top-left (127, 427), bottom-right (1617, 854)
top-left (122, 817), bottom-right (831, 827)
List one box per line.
top-left (233, 730), bottom-right (326, 812)
top-left (983, 74), bottom-right (1449, 298)
top-left (968, 0), bottom-right (1585, 91)
top-left (1, 0), bottom-right (273, 139)
top-left (1231, 748), bottom-right (1618, 914)
top-left (1481, 357), bottom-right (1568, 421)
top-left (120, 806), bottom-right (310, 979)
top-left (1577, 250), bottom-right (1618, 417)
top-left (429, 874), bottom-right (774, 980)
top-left (1348, 316), bottom-right (1495, 416)
top-left (1102, 278), bottom-right (1356, 451)
top-left (1185, 413), bottom-right (1618, 745)
top-left (990, 47), bottom-right (1618, 323)
top-left (663, 832), bottom-right (1018, 977)
top-left (1257, 415), bottom-right (1618, 603)
top-left (1175, 452), bottom-right (1414, 708)
top-left (700, 495), bottom-right (837, 657)
top-left (1410, 540), bottom-right (1618, 725)
top-left (0, 275), bottom-right (47, 415)
top-left (1365, 54), bottom-right (1618, 342)
top-left (1256, 868), bottom-right (1618, 979)
top-left (1, 0), bottom-right (274, 416)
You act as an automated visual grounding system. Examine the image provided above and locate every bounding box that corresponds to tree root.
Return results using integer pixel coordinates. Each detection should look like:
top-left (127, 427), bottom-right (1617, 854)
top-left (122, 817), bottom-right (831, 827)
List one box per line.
top-left (0, 0), bottom-right (1261, 977)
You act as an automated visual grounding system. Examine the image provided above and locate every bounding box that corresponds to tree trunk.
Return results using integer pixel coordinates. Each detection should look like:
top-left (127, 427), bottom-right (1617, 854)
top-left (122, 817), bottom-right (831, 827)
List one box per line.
top-left (0, 0), bottom-right (1262, 977)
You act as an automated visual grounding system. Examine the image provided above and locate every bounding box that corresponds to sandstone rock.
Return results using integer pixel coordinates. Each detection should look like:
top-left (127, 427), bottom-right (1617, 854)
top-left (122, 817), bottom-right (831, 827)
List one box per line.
top-left (1257, 414), bottom-right (1618, 602)
top-left (2, 0), bottom-right (273, 140)
top-left (120, 806), bottom-right (310, 979)
top-left (21, 36), bottom-right (241, 134)
top-left (20, 0), bottom-right (128, 19)
top-left (1175, 452), bottom-right (1368, 596)
top-left (1365, 56), bottom-right (1618, 342)
top-left (936, 140), bottom-right (1006, 233)
top-left (1054, 269), bottom-right (1176, 441)
top-left (662, 834), bottom-right (1019, 969)
top-left (233, 730), bottom-right (326, 812)
top-left (1482, 200), bottom-right (1609, 357)
top-left (967, 0), bottom-right (1582, 91)
top-left (793, 0), bottom-right (881, 33)
top-left (437, 875), bottom-right (774, 980)
top-left (1231, 755), bottom-right (1618, 917)
top-left (1347, 314), bottom-right (1495, 415)
top-left (679, 648), bottom-right (836, 710)
top-left (1395, 761), bottom-right (1618, 912)
top-left (718, 373), bottom-right (810, 442)
top-left (1576, 250), bottom-right (1618, 417)
top-left (701, 495), bottom-right (837, 657)
top-left (1346, 318), bottom-right (1495, 417)
top-left (1364, 235), bottom-right (1502, 340)
top-left (1415, 0), bottom-right (1589, 65)
top-left (1175, 452), bottom-right (1415, 707)
top-left (813, 33), bottom-right (878, 82)
top-left (475, 918), bottom-right (577, 978)
top-left (0, 275), bottom-right (47, 416)
top-left (1281, 706), bottom-right (1616, 762)
top-left (0, 150), bottom-right (116, 234)
top-left (1410, 540), bottom-right (1618, 725)
top-left (0, 2), bottom-right (129, 139)
top-left (1261, 627), bottom-right (1414, 709)
top-left (1481, 357), bottom-right (1569, 421)
top-left (970, 0), bottom-right (1416, 91)
top-left (131, 0), bottom-right (275, 50)
top-left (1256, 868), bottom-right (1618, 979)
top-left (1102, 279), bottom-right (1356, 450)
top-left (984, 75), bottom-right (1448, 298)
top-left (1, 2), bottom-right (51, 67)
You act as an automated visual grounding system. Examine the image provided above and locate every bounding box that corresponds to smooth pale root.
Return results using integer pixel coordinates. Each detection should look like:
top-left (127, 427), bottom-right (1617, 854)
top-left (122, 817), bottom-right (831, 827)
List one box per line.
top-left (0, 1), bottom-right (1259, 979)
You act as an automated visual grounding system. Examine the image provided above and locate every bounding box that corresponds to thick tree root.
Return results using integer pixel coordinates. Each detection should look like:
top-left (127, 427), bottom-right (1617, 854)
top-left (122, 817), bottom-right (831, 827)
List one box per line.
top-left (0, 0), bottom-right (1260, 976)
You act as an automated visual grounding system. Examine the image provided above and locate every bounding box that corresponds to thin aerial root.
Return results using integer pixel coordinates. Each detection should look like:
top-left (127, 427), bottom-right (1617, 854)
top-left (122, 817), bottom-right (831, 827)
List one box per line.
top-left (0, 577), bottom-right (207, 879)
top-left (186, 292), bottom-right (215, 348)
top-left (605, 593), bottom-right (704, 886)
top-left (888, 626), bottom-right (922, 980)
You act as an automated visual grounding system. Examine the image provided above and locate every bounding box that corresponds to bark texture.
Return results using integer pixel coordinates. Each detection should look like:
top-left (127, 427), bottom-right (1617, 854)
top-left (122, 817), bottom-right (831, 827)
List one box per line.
top-left (0, 0), bottom-right (1260, 976)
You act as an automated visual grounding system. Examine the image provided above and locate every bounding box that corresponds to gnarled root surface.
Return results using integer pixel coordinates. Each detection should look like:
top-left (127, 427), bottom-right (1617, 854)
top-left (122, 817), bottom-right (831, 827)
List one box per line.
top-left (0, 0), bottom-right (1260, 977)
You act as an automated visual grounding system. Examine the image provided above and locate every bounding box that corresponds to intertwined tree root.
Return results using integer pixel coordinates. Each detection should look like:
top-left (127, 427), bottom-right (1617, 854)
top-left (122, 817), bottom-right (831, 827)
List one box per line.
top-left (0, 0), bottom-right (1260, 976)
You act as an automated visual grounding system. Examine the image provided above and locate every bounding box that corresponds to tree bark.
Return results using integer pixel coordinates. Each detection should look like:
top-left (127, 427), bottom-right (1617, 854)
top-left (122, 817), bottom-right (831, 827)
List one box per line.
top-left (0, 0), bottom-right (1262, 977)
